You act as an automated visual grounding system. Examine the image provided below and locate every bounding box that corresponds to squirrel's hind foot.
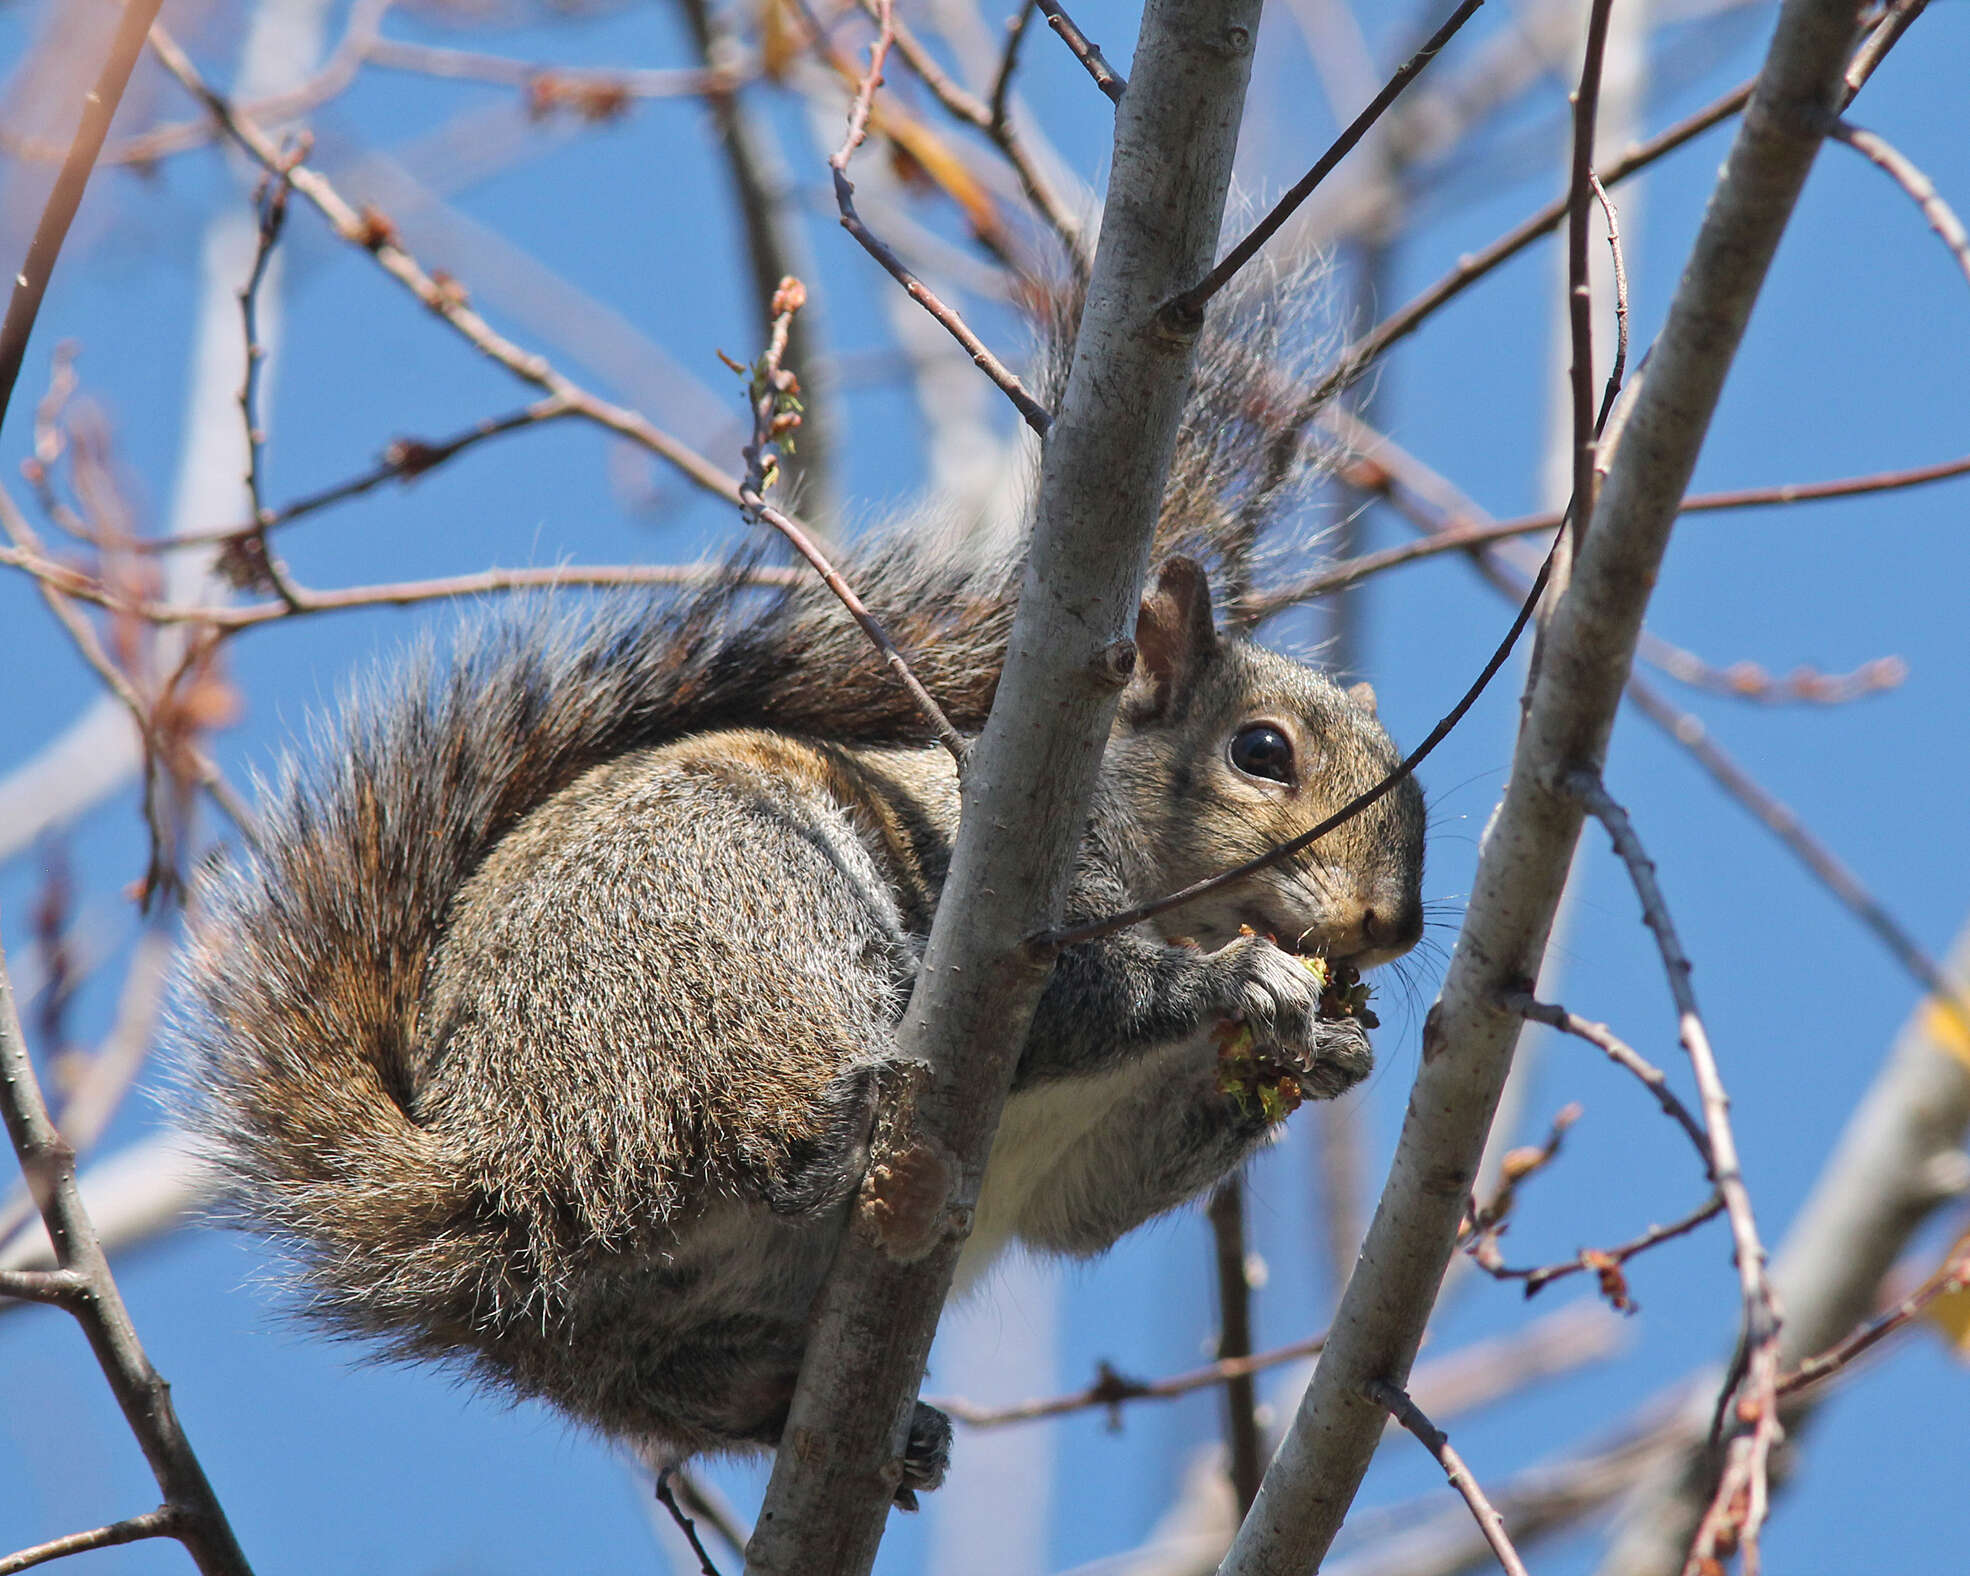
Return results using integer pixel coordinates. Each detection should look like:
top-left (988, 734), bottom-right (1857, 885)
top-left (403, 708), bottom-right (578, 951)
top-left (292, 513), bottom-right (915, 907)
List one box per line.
top-left (891, 1401), bottom-right (952, 1510)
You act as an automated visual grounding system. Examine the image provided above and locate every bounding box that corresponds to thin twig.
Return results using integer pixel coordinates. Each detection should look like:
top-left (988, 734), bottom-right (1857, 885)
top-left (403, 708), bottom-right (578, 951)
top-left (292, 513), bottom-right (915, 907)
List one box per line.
top-left (144, 25), bottom-right (786, 521)
top-left (849, 0), bottom-right (1086, 266)
top-left (936, 1298), bottom-right (1621, 1432)
top-left (1567, 772), bottom-right (1785, 1572)
top-left (236, 159), bottom-right (306, 610)
top-left (1169, 0), bottom-right (1486, 320)
top-left (681, 0), bottom-right (835, 512)
top-left (1503, 993), bottom-right (1712, 1164)
top-left (1776, 1232), bottom-right (1970, 1396)
top-left (1831, 118), bottom-right (1970, 290)
top-left (825, 2), bottom-right (1052, 434)
top-left (1365, 1380), bottom-right (1532, 1576)
top-left (0, 492), bottom-right (191, 901)
top-left (7, 0), bottom-right (747, 170)
top-left (365, 38), bottom-right (740, 104)
top-left (1842, 0), bottom-right (1929, 88)
top-left (1305, 416), bottom-right (1970, 1070)
top-left (1324, 427), bottom-right (1906, 709)
top-left (0, 540), bottom-right (797, 628)
top-left (0, 1508), bottom-right (182, 1576)
top-left (1308, 87), bottom-right (1750, 415)
top-left (1468, 1193), bottom-right (1727, 1306)
top-left (1462, 1103), bottom-right (1581, 1240)
top-left (748, 502), bottom-right (967, 760)
top-left (1032, 1), bottom-right (1125, 102)
top-left (664, 1469), bottom-right (751, 1566)
top-left (1208, 1180), bottom-right (1264, 1513)
top-left (1247, 449), bottom-right (1970, 615)
top-left (979, 1), bottom-right (1090, 267)
top-left (0, 0), bottom-right (166, 436)
top-left (1326, 1398), bottom-right (1696, 1576)
top-left (1564, 0), bottom-right (1618, 537)
top-left (937, 1330), bottom-right (1329, 1428)
top-left (653, 1469), bottom-right (724, 1576)
top-left (735, 278), bottom-right (967, 761)
top-left (13, 0), bottom-right (395, 170)
top-left (0, 936), bottom-right (253, 1575)
top-left (46, 921), bottom-right (176, 1160)
top-left (1589, 176), bottom-right (1630, 437)
top-left (1623, 675), bottom-right (1970, 1049)
top-left (1302, 0), bottom-right (1922, 413)
top-left (0, 1266), bottom-right (89, 1307)
top-left (127, 397), bottom-right (578, 554)
top-left (989, 4), bottom-right (1034, 136)
top-left (1638, 633), bottom-right (1904, 706)
top-left (856, 0), bottom-right (992, 126)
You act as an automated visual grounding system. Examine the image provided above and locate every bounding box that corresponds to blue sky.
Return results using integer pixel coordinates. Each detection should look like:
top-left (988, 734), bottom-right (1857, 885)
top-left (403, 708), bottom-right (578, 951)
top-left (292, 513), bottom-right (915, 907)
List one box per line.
top-left (2, 1), bottom-right (1967, 1572)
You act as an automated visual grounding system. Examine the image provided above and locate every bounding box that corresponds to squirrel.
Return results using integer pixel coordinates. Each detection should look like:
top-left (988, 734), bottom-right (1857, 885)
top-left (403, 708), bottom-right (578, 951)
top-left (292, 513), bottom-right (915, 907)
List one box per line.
top-left (173, 277), bottom-right (1427, 1505)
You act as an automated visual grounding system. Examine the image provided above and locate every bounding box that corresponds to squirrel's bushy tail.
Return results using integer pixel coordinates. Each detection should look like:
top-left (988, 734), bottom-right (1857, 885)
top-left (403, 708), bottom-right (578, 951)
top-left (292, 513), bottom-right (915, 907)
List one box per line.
top-left (175, 552), bottom-right (1016, 1342)
top-left (176, 262), bottom-right (1337, 1344)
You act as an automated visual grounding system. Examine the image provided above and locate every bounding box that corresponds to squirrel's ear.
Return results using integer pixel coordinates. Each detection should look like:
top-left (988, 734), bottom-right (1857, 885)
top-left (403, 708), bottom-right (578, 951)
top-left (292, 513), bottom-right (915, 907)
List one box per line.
top-left (1347, 681), bottom-right (1379, 716)
top-left (1126, 557), bottom-right (1219, 721)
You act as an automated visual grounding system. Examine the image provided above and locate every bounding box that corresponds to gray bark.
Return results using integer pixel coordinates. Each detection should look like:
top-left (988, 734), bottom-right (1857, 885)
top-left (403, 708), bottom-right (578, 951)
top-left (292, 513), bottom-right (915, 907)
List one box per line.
top-left (742, 3), bottom-right (1266, 1572)
top-left (1217, 2), bottom-right (1867, 1570)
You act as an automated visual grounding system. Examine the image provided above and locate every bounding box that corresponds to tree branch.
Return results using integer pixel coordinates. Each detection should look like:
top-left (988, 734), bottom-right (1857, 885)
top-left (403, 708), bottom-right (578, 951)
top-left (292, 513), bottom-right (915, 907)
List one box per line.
top-left (0, 933), bottom-right (253, 1575)
top-left (1217, 3), bottom-right (1868, 1568)
top-left (1366, 1381), bottom-right (1531, 1576)
top-left (1598, 917), bottom-right (1970, 1575)
top-left (742, 4), bottom-right (1265, 1570)
top-left (0, 1508), bottom-right (181, 1575)
top-left (0, 0), bottom-right (166, 437)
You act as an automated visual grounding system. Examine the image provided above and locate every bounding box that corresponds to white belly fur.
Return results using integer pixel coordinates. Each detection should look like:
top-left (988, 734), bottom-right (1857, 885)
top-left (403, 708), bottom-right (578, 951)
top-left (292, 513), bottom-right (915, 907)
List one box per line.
top-left (953, 1041), bottom-right (1192, 1292)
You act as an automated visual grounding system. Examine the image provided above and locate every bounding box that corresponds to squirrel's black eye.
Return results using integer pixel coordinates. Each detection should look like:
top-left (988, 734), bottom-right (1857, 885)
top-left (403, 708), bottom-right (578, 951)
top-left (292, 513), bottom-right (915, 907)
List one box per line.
top-left (1229, 724), bottom-right (1294, 784)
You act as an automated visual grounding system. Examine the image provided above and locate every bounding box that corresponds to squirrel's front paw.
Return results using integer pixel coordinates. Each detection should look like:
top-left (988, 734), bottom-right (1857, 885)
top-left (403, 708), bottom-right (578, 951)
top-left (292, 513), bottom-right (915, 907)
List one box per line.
top-left (1205, 933), bottom-right (1325, 1064)
top-left (1205, 936), bottom-right (1374, 1109)
top-left (1295, 1014), bottom-right (1372, 1100)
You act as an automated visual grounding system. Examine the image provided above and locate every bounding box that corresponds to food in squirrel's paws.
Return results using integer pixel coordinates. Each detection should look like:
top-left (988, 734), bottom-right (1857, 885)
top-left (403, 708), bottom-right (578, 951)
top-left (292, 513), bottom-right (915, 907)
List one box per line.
top-left (1319, 960), bottom-right (1379, 1030)
top-left (1214, 940), bottom-right (1377, 1121)
top-left (1214, 1018), bottom-right (1307, 1123)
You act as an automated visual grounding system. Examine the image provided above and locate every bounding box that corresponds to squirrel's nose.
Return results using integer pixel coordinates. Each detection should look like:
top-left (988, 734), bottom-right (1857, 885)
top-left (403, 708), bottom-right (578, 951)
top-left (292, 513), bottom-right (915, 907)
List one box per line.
top-left (1363, 900), bottom-right (1423, 953)
top-left (1338, 896), bottom-right (1424, 970)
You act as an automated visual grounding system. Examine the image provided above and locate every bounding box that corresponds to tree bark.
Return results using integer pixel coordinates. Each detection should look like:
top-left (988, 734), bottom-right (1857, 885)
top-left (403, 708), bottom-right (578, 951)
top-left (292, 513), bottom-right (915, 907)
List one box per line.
top-left (1217, 2), bottom-right (1867, 1570)
top-left (743, 3), bottom-right (1265, 1571)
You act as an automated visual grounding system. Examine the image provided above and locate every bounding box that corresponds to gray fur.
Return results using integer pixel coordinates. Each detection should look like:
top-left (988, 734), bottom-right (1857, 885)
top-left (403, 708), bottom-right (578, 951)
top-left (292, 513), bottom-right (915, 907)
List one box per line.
top-left (175, 276), bottom-right (1423, 1496)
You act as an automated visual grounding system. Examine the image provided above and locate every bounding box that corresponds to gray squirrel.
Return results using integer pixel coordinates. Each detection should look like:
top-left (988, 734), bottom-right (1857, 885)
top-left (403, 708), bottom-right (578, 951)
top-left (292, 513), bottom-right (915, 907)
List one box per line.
top-left (174, 282), bottom-right (1426, 1503)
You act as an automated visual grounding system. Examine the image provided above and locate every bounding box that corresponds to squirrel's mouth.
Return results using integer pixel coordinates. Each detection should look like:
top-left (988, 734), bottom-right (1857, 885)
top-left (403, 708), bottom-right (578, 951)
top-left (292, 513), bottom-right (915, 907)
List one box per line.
top-left (1238, 909), bottom-right (1328, 959)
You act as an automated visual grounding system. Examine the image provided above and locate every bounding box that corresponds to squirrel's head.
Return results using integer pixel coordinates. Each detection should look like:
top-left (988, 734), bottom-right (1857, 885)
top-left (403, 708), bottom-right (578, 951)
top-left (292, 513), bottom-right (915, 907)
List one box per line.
top-left (1108, 557), bottom-right (1426, 970)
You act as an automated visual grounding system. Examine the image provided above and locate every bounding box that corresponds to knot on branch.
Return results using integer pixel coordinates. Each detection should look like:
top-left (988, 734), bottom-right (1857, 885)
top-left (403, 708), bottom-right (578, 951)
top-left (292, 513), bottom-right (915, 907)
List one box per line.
top-left (1093, 636), bottom-right (1138, 690)
top-left (1153, 295), bottom-right (1206, 343)
top-left (860, 1137), bottom-right (959, 1262)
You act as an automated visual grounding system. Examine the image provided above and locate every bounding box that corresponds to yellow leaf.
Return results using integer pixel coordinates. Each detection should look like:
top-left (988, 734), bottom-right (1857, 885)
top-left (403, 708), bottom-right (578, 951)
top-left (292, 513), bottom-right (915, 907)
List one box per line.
top-left (1920, 998), bottom-right (1970, 1076)
top-left (760, 0), bottom-right (801, 81)
top-left (1924, 1230), bottom-right (1970, 1356)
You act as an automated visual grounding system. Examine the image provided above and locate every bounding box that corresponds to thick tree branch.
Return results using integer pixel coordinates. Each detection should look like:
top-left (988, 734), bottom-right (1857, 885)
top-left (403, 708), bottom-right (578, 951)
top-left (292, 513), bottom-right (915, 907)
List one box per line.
top-left (742, 4), bottom-right (1264, 1572)
top-left (1217, 3), bottom-right (1867, 1569)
